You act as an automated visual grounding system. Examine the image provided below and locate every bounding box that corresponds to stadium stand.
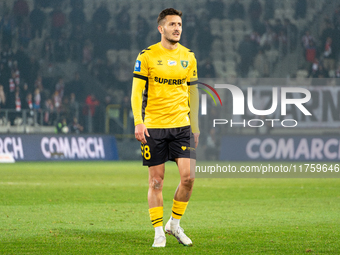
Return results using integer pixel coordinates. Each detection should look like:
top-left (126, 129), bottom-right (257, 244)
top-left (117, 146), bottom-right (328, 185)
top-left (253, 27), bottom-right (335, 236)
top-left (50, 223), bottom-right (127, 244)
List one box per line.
top-left (0, 0), bottom-right (338, 136)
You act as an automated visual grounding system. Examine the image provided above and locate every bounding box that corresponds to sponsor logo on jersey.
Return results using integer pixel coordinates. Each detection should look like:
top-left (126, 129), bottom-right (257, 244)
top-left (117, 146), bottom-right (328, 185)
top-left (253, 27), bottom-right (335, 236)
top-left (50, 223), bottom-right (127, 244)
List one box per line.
top-left (134, 60), bottom-right (141, 72)
top-left (193, 70), bottom-right (197, 76)
top-left (181, 60), bottom-right (189, 69)
top-left (154, 76), bottom-right (186, 85)
top-left (157, 60), bottom-right (163, 65)
top-left (167, 60), bottom-right (177, 66)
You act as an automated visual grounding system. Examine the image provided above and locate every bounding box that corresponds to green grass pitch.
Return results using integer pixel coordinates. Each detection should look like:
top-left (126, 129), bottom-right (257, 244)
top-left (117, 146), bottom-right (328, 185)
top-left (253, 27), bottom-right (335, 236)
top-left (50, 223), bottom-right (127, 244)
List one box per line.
top-left (0, 161), bottom-right (339, 254)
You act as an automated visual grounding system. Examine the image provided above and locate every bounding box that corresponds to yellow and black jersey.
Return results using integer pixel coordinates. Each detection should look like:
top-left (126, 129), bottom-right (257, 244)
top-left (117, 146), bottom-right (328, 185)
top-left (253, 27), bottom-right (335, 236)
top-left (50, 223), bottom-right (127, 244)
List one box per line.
top-left (131, 42), bottom-right (199, 132)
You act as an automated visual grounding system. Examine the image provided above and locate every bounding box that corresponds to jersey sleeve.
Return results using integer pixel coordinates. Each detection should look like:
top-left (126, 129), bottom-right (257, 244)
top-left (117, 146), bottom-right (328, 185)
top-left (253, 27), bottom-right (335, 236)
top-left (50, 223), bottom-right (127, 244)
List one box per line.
top-left (187, 53), bottom-right (199, 133)
top-left (133, 51), bottom-right (148, 77)
top-left (131, 52), bottom-right (148, 126)
top-left (187, 53), bottom-right (198, 85)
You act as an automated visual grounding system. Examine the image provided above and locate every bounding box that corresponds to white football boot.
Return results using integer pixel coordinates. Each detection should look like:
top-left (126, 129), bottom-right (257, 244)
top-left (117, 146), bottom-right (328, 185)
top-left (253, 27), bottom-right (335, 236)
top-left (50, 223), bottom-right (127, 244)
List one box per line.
top-left (165, 218), bottom-right (193, 246)
top-left (152, 235), bottom-right (166, 247)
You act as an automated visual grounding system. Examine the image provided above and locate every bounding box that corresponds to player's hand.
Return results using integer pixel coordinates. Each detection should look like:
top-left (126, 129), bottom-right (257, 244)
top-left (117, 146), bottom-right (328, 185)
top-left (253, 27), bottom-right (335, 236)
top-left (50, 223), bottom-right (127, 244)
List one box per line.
top-left (135, 123), bottom-right (150, 144)
top-left (194, 133), bottom-right (200, 148)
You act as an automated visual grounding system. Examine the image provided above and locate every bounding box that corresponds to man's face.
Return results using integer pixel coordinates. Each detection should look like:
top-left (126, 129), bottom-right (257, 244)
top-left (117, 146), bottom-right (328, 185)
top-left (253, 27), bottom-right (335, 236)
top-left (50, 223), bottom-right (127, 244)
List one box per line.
top-left (159, 15), bottom-right (182, 44)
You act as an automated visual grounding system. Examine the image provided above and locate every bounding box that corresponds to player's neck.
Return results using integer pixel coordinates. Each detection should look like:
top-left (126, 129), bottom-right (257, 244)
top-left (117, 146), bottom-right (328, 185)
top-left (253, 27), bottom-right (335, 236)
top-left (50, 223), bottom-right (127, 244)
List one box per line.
top-left (160, 38), bottom-right (178, 50)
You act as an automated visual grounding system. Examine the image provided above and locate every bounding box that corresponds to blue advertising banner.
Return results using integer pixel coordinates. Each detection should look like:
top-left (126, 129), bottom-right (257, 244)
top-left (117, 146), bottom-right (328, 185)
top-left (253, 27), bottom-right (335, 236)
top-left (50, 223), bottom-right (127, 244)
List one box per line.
top-left (0, 135), bottom-right (119, 161)
top-left (220, 136), bottom-right (340, 161)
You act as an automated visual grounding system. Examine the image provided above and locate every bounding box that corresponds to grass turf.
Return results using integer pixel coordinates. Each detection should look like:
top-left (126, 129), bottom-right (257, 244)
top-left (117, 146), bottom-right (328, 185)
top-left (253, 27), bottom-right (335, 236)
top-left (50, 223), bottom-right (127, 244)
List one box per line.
top-left (0, 161), bottom-right (339, 254)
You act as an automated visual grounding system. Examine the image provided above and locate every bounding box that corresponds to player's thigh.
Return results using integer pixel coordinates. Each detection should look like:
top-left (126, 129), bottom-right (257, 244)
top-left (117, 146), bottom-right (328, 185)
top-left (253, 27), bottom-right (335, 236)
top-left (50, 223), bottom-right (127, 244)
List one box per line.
top-left (142, 129), bottom-right (169, 166)
top-left (168, 126), bottom-right (196, 161)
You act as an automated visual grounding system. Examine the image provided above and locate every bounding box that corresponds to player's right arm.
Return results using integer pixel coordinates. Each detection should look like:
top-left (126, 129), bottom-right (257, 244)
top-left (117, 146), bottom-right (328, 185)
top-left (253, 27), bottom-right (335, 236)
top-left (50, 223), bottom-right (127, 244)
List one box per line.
top-left (131, 52), bottom-right (150, 144)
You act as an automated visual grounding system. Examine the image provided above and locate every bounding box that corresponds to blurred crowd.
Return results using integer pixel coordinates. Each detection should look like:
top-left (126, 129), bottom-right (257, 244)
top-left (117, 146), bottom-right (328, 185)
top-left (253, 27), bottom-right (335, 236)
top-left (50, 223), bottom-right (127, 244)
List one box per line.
top-left (301, 5), bottom-right (340, 79)
top-left (0, 0), bottom-right (109, 132)
top-left (201, 0), bottom-right (304, 78)
top-left (0, 0), bottom-right (338, 134)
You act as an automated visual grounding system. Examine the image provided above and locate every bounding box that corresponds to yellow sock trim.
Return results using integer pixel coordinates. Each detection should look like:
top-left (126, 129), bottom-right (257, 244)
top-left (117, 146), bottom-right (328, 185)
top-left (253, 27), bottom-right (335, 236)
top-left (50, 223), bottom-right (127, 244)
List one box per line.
top-left (149, 206), bottom-right (163, 228)
top-left (171, 199), bottom-right (188, 220)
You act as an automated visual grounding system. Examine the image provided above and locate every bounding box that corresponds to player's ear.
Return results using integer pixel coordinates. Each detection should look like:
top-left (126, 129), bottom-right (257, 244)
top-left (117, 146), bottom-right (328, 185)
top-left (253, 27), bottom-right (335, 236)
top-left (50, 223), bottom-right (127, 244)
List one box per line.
top-left (157, 25), bottom-right (163, 34)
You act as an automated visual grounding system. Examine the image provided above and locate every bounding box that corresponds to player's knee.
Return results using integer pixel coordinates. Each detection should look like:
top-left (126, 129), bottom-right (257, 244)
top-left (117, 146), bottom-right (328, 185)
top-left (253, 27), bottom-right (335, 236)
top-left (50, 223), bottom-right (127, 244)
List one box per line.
top-left (149, 177), bottom-right (164, 191)
top-left (181, 176), bottom-right (195, 190)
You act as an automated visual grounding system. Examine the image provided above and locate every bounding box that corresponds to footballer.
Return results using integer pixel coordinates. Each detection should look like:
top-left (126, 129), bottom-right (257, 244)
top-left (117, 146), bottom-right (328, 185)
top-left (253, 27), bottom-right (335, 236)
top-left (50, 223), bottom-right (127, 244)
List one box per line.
top-left (131, 8), bottom-right (199, 247)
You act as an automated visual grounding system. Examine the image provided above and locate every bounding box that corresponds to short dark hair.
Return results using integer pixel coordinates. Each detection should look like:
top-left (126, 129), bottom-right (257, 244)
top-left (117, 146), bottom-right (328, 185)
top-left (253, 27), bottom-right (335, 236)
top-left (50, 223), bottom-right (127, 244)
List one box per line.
top-left (157, 8), bottom-right (182, 24)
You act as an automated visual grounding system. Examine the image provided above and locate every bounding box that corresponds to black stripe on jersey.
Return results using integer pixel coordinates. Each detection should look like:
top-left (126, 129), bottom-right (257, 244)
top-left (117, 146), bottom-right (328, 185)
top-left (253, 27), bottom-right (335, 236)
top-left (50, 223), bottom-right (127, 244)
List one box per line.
top-left (133, 73), bottom-right (148, 81)
top-left (187, 80), bottom-right (198, 86)
top-left (142, 77), bottom-right (149, 121)
top-left (140, 48), bottom-right (151, 55)
top-left (172, 210), bottom-right (183, 217)
top-left (188, 50), bottom-right (195, 57)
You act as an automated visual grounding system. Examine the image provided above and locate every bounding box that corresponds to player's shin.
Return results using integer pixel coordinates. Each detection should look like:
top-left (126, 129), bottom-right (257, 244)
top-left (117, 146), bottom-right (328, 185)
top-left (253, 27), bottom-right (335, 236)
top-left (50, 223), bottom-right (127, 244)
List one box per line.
top-left (149, 206), bottom-right (164, 236)
top-left (170, 199), bottom-right (188, 227)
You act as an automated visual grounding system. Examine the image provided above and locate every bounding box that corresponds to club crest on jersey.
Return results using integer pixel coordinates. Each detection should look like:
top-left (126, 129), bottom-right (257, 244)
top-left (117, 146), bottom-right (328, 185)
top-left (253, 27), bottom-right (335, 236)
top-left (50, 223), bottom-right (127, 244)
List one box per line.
top-left (181, 60), bottom-right (189, 69)
top-left (167, 60), bottom-right (177, 66)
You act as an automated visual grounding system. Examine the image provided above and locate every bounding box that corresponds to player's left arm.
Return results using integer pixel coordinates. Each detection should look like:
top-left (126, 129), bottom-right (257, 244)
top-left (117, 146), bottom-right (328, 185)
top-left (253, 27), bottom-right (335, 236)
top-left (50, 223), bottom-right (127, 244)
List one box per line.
top-left (187, 53), bottom-right (200, 148)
